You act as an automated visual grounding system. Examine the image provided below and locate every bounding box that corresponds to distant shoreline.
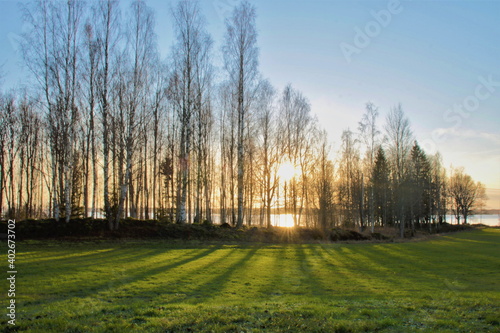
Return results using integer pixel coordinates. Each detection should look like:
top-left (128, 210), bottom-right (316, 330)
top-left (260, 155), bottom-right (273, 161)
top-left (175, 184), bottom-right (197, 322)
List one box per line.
top-left (471, 210), bottom-right (499, 215)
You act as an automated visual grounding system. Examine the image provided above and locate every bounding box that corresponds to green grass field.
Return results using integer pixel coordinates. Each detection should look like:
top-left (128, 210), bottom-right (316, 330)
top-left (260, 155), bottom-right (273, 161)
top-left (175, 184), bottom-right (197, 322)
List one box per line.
top-left (3, 228), bottom-right (500, 332)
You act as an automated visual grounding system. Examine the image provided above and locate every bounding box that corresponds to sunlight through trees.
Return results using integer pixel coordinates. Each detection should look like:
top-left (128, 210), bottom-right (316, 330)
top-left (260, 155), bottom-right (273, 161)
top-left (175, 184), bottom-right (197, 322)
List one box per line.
top-left (0, 0), bottom-right (487, 231)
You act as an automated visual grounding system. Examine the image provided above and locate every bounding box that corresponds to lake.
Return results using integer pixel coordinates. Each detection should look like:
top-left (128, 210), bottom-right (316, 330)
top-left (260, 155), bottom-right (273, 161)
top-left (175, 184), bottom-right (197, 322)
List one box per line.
top-left (446, 214), bottom-right (500, 227)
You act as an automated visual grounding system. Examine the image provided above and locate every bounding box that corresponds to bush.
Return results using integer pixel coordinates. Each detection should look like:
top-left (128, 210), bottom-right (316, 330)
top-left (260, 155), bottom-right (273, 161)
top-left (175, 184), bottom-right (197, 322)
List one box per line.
top-left (299, 228), bottom-right (327, 241)
top-left (220, 222), bottom-right (232, 229)
top-left (202, 219), bottom-right (213, 227)
top-left (370, 232), bottom-right (389, 240)
top-left (2, 218), bottom-right (108, 239)
top-left (4, 218), bottom-right (469, 243)
top-left (330, 228), bottom-right (368, 241)
top-left (438, 222), bottom-right (474, 233)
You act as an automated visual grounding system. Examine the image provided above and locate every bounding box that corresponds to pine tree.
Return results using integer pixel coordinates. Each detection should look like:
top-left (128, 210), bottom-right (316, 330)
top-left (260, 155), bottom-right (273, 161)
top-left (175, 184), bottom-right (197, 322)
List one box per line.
top-left (372, 146), bottom-right (390, 227)
top-left (408, 142), bottom-right (431, 230)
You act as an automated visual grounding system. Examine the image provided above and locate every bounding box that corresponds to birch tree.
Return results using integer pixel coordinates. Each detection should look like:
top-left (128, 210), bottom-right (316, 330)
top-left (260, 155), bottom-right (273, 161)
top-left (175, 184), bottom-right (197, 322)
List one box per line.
top-left (0, 95), bottom-right (18, 219)
top-left (0, 88), bottom-right (7, 219)
top-left (337, 129), bottom-right (362, 229)
top-left (22, 0), bottom-right (84, 222)
top-left (315, 130), bottom-right (336, 229)
top-left (217, 81), bottom-right (237, 225)
top-left (254, 80), bottom-right (279, 228)
top-left (384, 104), bottom-right (413, 237)
top-left (223, 0), bottom-right (259, 228)
top-left (82, 20), bottom-right (99, 218)
top-left (358, 102), bottom-right (380, 232)
top-left (169, 0), bottom-right (212, 224)
top-left (429, 152), bottom-right (447, 225)
top-left (114, 0), bottom-right (157, 227)
top-left (279, 84), bottom-right (312, 226)
top-left (94, 0), bottom-right (120, 226)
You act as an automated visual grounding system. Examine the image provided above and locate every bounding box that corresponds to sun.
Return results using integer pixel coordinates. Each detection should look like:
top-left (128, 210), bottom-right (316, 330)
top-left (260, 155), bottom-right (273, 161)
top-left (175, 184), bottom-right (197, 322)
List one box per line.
top-left (275, 213), bottom-right (295, 228)
top-left (277, 161), bottom-right (299, 182)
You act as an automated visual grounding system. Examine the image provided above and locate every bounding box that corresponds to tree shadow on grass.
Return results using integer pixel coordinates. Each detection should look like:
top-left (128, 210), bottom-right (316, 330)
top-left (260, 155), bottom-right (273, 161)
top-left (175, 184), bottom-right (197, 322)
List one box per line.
top-left (290, 244), bottom-right (330, 297)
top-left (33, 246), bottom-right (251, 325)
top-left (256, 245), bottom-right (291, 300)
top-left (162, 246), bottom-right (260, 305)
top-left (317, 244), bottom-right (421, 298)
top-left (20, 245), bottom-right (223, 311)
top-left (22, 247), bottom-right (163, 269)
top-left (255, 244), bottom-right (343, 302)
top-left (128, 246), bottom-right (242, 301)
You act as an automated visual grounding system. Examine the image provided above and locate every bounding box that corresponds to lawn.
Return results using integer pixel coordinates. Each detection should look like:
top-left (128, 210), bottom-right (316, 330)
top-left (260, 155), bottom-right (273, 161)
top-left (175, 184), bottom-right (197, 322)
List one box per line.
top-left (3, 228), bottom-right (500, 332)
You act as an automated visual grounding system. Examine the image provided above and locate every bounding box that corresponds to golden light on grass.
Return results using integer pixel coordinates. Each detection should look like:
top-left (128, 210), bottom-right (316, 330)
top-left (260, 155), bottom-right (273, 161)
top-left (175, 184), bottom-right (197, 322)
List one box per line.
top-left (15, 229), bottom-right (500, 331)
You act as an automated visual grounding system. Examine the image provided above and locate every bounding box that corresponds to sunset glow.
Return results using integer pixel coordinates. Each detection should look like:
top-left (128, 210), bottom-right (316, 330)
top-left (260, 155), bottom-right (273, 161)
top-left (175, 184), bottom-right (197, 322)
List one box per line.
top-left (274, 213), bottom-right (295, 228)
top-left (277, 161), bottom-right (299, 182)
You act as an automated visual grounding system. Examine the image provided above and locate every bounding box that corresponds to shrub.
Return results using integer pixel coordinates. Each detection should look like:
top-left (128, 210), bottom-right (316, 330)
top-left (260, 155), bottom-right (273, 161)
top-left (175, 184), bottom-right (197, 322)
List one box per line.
top-left (330, 228), bottom-right (368, 241)
top-left (220, 222), bottom-right (232, 229)
top-left (370, 232), bottom-right (389, 240)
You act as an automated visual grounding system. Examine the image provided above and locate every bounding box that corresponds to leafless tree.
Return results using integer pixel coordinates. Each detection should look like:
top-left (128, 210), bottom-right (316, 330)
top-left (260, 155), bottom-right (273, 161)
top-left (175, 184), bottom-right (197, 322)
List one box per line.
top-left (0, 95), bottom-right (18, 219)
top-left (169, 0), bottom-right (213, 224)
top-left (314, 130), bottom-right (336, 229)
top-left (358, 102), bottom-right (380, 232)
top-left (384, 104), bottom-right (413, 237)
top-left (149, 63), bottom-right (168, 220)
top-left (217, 81), bottom-right (237, 225)
top-left (428, 153), bottom-right (447, 227)
top-left (107, 0), bottom-right (157, 228)
top-left (223, 0), bottom-right (259, 228)
top-left (337, 129), bottom-right (362, 229)
top-left (254, 80), bottom-right (280, 228)
top-left (82, 19), bottom-right (99, 218)
top-left (279, 84), bottom-right (313, 226)
top-left (0, 92), bottom-right (6, 219)
top-left (93, 0), bottom-right (120, 226)
top-left (474, 182), bottom-right (488, 223)
top-left (17, 93), bottom-right (44, 219)
top-left (22, 0), bottom-right (85, 222)
top-left (8, 0), bottom-right (488, 240)
top-left (448, 167), bottom-right (481, 224)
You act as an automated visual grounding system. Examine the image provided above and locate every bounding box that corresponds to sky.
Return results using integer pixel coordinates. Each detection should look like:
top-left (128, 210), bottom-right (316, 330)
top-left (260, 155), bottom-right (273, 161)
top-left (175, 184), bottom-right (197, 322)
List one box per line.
top-left (1, 0), bottom-right (499, 209)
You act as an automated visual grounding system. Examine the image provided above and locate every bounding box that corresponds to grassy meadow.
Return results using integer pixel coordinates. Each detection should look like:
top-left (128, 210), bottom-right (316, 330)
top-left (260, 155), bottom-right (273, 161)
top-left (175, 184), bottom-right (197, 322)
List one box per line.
top-left (3, 228), bottom-right (500, 332)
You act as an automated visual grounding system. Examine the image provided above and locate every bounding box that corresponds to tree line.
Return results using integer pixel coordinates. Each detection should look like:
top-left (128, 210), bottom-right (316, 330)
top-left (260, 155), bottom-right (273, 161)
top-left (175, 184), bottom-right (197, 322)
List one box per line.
top-left (0, 0), bottom-right (487, 234)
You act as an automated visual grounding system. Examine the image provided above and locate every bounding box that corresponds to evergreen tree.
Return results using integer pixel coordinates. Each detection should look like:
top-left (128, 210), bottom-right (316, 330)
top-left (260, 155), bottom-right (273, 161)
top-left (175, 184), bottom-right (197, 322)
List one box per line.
top-left (372, 146), bottom-right (391, 227)
top-left (408, 141), bottom-right (431, 230)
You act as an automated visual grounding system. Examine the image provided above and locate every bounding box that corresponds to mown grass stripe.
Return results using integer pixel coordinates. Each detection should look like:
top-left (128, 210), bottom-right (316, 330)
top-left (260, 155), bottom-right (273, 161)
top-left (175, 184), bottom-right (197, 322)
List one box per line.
top-left (5, 228), bottom-right (499, 332)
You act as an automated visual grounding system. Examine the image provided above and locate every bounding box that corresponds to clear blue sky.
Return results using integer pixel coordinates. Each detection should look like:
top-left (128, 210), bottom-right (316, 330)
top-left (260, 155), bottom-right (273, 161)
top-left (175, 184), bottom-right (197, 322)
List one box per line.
top-left (1, 0), bottom-right (499, 208)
